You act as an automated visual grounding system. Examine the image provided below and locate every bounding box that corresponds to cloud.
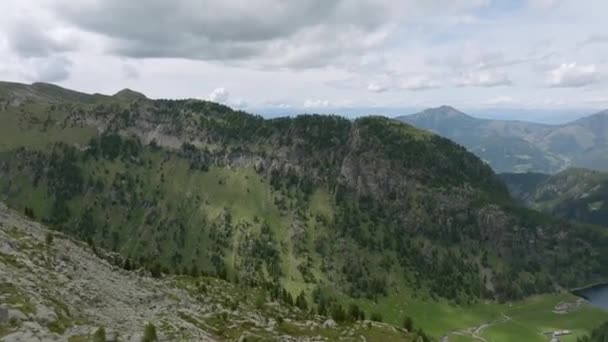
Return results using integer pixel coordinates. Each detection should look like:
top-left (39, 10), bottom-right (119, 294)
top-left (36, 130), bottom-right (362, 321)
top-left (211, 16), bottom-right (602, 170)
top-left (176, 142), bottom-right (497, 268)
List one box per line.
top-left (579, 34), bottom-right (608, 48)
top-left (365, 73), bottom-right (442, 93)
top-left (453, 70), bottom-right (512, 87)
top-left (527, 0), bottom-right (561, 10)
top-left (546, 63), bottom-right (601, 87)
top-left (122, 63), bottom-right (139, 79)
top-left (45, 0), bottom-right (490, 69)
top-left (367, 82), bottom-right (389, 93)
top-left (30, 57), bottom-right (72, 82)
top-left (401, 76), bottom-right (442, 91)
top-left (304, 99), bottom-right (331, 108)
top-left (208, 87), bottom-right (230, 103)
top-left (483, 96), bottom-right (518, 106)
top-left (6, 21), bottom-right (73, 58)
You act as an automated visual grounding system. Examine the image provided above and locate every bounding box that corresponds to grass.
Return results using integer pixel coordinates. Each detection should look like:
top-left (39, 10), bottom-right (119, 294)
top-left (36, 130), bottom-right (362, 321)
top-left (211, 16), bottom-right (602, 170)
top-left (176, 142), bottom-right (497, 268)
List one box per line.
top-left (0, 282), bottom-right (35, 315)
top-left (0, 105), bottom-right (96, 152)
top-left (357, 289), bottom-right (608, 341)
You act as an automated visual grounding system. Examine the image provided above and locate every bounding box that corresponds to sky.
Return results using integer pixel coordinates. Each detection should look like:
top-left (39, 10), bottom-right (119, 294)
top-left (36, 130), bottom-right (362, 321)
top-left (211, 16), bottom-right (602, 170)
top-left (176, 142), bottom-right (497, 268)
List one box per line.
top-left (0, 0), bottom-right (607, 122)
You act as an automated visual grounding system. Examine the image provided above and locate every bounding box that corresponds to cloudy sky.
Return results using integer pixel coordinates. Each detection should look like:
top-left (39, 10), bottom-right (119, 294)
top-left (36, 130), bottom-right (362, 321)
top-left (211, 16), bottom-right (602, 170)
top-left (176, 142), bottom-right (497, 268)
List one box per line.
top-left (1, 0), bottom-right (607, 120)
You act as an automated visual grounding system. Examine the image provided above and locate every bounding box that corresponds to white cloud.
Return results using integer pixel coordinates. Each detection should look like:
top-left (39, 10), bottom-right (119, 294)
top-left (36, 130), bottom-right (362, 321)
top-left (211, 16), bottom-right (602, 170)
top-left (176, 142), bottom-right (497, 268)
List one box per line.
top-left (546, 63), bottom-right (601, 87)
top-left (453, 70), bottom-right (512, 87)
top-left (483, 96), bottom-right (518, 106)
top-left (208, 87), bottom-right (230, 103)
top-left (304, 99), bottom-right (331, 108)
top-left (527, 0), bottom-right (561, 10)
top-left (401, 76), bottom-right (442, 91)
top-left (367, 82), bottom-right (389, 93)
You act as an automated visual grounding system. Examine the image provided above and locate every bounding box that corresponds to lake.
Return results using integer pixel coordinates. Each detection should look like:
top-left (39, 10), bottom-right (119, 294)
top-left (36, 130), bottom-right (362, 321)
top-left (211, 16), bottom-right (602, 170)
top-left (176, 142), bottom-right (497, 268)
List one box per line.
top-left (574, 284), bottom-right (608, 310)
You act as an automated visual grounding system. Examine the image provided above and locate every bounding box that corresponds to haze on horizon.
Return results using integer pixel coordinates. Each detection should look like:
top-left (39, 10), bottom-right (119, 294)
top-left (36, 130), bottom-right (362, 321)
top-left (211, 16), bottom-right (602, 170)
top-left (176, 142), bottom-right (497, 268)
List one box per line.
top-left (1, 0), bottom-right (607, 123)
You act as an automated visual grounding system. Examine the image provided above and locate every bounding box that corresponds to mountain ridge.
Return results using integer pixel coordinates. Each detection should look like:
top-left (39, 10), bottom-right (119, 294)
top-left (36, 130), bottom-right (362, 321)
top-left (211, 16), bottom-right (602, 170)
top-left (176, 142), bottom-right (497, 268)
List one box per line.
top-left (397, 106), bottom-right (608, 173)
top-left (2, 80), bottom-right (608, 340)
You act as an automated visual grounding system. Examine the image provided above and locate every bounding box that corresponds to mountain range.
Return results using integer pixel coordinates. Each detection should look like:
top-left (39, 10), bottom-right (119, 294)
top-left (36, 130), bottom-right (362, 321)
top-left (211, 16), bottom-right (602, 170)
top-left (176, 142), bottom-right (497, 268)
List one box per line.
top-left (2, 81), bottom-right (608, 340)
top-left (397, 106), bottom-right (608, 173)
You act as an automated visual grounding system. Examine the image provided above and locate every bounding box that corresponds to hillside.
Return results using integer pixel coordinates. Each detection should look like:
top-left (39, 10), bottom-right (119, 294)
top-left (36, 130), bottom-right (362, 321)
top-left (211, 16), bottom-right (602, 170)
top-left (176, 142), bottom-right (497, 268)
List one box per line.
top-left (397, 106), bottom-right (608, 173)
top-left (501, 169), bottom-right (608, 226)
top-left (1, 81), bottom-right (608, 340)
top-left (0, 202), bottom-right (416, 341)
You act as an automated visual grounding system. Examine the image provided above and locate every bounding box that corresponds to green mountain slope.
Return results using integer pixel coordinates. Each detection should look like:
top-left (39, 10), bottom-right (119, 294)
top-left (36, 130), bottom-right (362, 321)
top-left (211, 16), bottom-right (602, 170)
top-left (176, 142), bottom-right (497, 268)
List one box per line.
top-left (397, 106), bottom-right (608, 173)
top-left (501, 169), bottom-right (608, 226)
top-left (1, 82), bottom-right (608, 334)
top-left (0, 202), bottom-right (417, 341)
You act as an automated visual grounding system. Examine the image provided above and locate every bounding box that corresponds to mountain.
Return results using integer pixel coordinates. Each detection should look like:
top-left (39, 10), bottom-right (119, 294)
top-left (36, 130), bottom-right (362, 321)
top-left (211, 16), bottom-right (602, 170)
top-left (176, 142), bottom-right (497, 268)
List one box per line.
top-left (397, 106), bottom-right (608, 173)
top-left (501, 168), bottom-right (608, 226)
top-left (0, 202), bottom-right (415, 341)
top-left (1, 81), bottom-right (608, 339)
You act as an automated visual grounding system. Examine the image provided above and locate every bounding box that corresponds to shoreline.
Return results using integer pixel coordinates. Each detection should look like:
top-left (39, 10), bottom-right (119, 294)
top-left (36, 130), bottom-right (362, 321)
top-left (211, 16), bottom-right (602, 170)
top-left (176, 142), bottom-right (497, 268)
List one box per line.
top-left (570, 282), bottom-right (608, 294)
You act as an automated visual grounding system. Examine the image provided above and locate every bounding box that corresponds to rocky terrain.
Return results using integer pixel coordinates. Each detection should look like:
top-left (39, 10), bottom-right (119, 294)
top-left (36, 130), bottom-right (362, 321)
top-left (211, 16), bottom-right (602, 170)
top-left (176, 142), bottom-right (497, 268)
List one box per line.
top-left (0, 202), bottom-right (414, 341)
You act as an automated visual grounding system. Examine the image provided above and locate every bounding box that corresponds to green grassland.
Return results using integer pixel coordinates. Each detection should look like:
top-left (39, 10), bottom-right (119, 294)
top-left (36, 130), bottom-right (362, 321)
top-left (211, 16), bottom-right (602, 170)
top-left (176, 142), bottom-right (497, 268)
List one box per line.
top-left (357, 290), bottom-right (608, 341)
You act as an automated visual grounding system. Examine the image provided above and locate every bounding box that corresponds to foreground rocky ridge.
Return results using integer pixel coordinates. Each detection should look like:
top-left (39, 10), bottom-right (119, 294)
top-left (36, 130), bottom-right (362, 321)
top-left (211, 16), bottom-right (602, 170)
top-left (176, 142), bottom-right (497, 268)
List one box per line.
top-left (0, 203), bottom-right (413, 341)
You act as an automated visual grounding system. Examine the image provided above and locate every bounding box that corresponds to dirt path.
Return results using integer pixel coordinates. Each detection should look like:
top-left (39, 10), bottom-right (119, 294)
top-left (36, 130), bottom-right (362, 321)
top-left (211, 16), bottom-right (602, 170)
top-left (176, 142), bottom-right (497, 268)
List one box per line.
top-left (441, 313), bottom-right (511, 342)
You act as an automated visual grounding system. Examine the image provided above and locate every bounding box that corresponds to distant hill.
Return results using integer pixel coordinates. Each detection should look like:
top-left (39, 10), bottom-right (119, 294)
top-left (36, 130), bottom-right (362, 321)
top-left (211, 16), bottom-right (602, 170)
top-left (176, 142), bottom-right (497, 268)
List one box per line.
top-left (397, 106), bottom-right (608, 173)
top-left (501, 168), bottom-right (608, 226)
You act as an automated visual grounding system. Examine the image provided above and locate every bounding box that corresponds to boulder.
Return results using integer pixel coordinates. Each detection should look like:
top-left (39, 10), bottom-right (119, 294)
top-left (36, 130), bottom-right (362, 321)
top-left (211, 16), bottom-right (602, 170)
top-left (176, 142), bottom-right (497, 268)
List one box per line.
top-left (322, 319), bottom-right (337, 328)
top-left (7, 309), bottom-right (27, 322)
top-left (34, 305), bottom-right (57, 324)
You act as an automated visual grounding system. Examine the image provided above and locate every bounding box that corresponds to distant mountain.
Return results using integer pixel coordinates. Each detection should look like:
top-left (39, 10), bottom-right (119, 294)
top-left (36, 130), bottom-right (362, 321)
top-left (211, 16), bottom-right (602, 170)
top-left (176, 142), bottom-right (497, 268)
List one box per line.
top-left (397, 106), bottom-right (608, 173)
top-left (501, 168), bottom-right (608, 226)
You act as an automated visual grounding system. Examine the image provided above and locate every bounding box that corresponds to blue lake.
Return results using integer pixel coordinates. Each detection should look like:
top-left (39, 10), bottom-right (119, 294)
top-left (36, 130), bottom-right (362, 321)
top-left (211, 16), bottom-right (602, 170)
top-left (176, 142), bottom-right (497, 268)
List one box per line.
top-left (574, 284), bottom-right (608, 310)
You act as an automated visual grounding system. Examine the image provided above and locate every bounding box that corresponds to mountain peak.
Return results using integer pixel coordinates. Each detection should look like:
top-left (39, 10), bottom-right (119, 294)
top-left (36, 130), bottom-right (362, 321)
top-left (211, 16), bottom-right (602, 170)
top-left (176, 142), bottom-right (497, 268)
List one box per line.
top-left (113, 88), bottom-right (147, 100)
top-left (421, 105), bottom-right (470, 118)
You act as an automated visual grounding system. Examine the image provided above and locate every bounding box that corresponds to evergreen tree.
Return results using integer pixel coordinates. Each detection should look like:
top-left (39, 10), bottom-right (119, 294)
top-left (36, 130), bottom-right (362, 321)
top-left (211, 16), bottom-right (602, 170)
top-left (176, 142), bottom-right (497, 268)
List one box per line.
top-left (142, 323), bottom-right (157, 342)
top-left (93, 326), bottom-right (106, 342)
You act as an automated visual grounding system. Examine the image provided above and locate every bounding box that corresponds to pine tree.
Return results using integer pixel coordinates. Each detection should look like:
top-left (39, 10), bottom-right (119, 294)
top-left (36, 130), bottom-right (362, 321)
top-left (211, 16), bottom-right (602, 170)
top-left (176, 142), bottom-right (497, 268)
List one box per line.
top-left (142, 323), bottom-right (157, 342)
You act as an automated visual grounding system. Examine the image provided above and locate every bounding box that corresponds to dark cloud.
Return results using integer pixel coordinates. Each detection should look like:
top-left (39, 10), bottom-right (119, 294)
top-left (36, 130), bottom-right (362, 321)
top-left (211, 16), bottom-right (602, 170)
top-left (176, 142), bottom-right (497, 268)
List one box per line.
top-left (49, 0), bottom-right (486, 68)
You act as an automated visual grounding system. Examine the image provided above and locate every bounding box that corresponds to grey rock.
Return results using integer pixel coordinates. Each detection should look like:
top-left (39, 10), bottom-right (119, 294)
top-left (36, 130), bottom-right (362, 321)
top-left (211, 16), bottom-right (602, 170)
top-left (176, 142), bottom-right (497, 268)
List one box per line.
top-left (322, 319), bottom-right (337, 328)
top-left (7, 309), bottom-right (27, 322)
top-left (1, 331), bottom-right (40, 342)
top-left (35, 304), bottom-right (57, 324)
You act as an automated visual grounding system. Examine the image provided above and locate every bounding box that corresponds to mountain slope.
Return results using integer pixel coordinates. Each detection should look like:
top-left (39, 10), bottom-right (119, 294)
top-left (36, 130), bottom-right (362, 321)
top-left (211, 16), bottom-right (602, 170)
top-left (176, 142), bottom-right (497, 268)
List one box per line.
top-left (0, 202), bottom-right (416, 341)
top-left (397, 106), bottom-right (608, 173)
top-left (501, 168), bottom-right (608, 226)
top-left (1, 81), bottom-right (608, 315)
